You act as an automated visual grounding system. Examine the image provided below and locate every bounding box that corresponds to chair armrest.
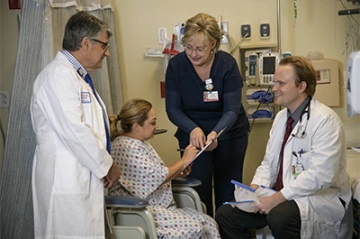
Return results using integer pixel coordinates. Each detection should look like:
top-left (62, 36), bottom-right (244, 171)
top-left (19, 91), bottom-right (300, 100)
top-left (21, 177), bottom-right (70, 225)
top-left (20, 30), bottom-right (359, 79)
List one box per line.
top-left (105, 196), bottom-right (148, 209)
top-left (172, 177), bottom-right (202, 187)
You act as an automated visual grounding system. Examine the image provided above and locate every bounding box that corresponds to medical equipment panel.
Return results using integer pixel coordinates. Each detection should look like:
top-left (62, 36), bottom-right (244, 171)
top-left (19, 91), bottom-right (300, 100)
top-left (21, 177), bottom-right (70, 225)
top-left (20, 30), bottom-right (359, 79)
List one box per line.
top-left (248, 54), bottom-right (257, 85)
top-left (240, 46), bottom-right (278, 123)
top-left (258, 52), bottom-right (280, 85)
top-left (244, 48), bottom-right (274, 86)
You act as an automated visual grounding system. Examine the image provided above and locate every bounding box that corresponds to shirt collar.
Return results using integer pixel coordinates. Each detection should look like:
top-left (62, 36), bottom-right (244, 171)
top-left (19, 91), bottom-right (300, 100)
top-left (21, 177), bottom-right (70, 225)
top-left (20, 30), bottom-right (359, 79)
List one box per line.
top-left (61, 49), bottom-right (88, 78)
top-left (287, 96), bottom-right (311, 124)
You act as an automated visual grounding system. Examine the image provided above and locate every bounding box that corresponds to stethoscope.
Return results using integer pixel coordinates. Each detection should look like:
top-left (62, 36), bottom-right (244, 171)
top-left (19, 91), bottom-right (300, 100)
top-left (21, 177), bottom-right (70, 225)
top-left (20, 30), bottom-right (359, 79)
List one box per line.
top-left (291, 98), bottom-right (311, 139)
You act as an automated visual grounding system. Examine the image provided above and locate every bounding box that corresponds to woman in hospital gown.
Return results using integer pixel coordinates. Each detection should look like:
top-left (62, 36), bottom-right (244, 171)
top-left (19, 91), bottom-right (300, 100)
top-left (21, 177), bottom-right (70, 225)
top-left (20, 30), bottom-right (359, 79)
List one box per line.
top-left (108, 98), bottom-right (220, 239)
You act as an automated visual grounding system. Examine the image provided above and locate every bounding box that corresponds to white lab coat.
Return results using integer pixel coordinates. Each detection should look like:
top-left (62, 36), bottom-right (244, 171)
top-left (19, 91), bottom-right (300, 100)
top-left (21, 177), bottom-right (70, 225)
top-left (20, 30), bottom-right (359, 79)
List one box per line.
top-left (30, 52), bottom-right (113, 238)
top-left (251, 98), bottom-right (353, 239)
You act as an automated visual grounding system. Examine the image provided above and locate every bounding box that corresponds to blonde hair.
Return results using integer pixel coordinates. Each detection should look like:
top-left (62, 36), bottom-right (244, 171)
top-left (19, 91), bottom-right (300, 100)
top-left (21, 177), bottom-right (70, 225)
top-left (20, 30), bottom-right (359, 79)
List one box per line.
top-left (109, 98), bottom-right (153, 141)
top-left (182, 13), bottom-right (222, 53)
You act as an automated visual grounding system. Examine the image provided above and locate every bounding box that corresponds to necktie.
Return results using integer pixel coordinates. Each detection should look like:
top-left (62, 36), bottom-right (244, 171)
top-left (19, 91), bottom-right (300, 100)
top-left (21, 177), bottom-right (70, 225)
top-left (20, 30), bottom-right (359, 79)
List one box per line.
top-left (275, 116), bottom-right (294, 191)
top-left (84, 74), bottom-right (111, 154)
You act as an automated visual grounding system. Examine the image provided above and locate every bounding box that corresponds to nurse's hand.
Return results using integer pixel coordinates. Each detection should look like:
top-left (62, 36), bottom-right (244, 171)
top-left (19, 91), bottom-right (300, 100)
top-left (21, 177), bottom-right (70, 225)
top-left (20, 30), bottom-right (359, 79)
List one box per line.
top-left (190, 127), bottom-right (205, 149)
top-left (205, 131), bottom-right (218, 151)
top-left (104, 161), bottom-right (120, 188)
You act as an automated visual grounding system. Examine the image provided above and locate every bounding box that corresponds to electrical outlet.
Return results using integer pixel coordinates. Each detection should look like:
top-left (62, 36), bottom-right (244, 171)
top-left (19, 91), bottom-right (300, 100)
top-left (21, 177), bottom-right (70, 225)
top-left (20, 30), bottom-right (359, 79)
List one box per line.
top-left (260, 23), bottom-right (270, 39)
top-left (220, 22), bottom-right (229, 44)
top-left (241, 24), bottom-right (251, 39)
top-left (0, 91), bottom-right (10, 108)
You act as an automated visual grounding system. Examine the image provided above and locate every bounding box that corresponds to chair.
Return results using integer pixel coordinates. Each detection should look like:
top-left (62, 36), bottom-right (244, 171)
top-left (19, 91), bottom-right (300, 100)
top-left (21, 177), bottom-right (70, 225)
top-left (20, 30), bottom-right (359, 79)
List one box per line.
top-left (105, 177), bottom-right (204, 239)
top-left (171, 177), bottom-right (205, 212)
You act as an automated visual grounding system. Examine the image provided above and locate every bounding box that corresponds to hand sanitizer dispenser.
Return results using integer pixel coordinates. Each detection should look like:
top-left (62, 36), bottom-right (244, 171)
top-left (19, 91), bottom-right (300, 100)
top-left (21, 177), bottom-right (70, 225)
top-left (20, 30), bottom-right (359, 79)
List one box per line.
top-left (346, 51), bottom-right (360, 117)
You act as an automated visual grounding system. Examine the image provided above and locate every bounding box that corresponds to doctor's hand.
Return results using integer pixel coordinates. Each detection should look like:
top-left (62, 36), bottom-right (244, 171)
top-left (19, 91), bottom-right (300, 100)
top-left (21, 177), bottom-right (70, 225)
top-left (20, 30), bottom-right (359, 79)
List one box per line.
top-left (205, 131), bottom-right (218, 151)
top-left (190, 127), bottom-right (205, 149)
top-left (103, 161), bottom-right (120, 188)
top-left (250, 184), bottom-right (260, 191)
top-left (254, 192), bottom-right (286, 215)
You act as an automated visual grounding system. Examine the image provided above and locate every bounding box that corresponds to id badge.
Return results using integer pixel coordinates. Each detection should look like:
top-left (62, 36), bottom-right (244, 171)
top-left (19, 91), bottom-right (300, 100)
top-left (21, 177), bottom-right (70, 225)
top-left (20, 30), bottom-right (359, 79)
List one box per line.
top-left (81, 92), bottom-right (91, 104)
top-left (203, 91), bottom-right (219, 102)
top-left (292, 163), bottom-right (304, 179)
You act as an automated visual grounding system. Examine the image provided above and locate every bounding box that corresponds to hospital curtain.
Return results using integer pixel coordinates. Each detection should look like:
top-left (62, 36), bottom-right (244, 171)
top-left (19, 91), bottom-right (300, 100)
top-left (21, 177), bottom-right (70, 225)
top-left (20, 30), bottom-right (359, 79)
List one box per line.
top-left (0, 0), bottom-right (123, 238)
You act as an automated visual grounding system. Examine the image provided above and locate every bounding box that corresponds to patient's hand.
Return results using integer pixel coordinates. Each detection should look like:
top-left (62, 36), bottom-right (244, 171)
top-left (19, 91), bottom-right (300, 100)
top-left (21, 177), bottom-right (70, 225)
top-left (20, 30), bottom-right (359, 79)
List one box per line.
top-left (183, 144), bottom-right (198, 166)
top-left (179, 165), bottom-right (192, 177)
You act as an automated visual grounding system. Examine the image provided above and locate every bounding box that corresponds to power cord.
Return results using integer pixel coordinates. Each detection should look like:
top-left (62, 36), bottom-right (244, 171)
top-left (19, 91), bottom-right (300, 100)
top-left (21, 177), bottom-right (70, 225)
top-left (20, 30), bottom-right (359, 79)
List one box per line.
top-left (0, 118), bottom-right (5, 148)
top-left (229, 33), bottom-right (249, 56)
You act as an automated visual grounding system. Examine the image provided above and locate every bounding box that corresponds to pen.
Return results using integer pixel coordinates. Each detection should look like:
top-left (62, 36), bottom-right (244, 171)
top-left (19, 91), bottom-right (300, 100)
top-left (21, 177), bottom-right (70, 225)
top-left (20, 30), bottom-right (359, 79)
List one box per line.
top-left (177, 148), bottom-right (201, 152)
top-left (214, 128), bottom-right (226, 141)
top-left (299, 149), bottom-right (304, 157)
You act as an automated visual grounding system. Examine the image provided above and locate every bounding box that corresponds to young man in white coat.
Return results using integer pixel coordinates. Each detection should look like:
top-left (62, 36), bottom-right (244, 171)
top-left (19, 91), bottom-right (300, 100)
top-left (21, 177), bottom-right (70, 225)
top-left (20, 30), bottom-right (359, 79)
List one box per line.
top-left (215, 56), bottom-right (353, 239)
top-left (30, 11), bottom-right (120, 238)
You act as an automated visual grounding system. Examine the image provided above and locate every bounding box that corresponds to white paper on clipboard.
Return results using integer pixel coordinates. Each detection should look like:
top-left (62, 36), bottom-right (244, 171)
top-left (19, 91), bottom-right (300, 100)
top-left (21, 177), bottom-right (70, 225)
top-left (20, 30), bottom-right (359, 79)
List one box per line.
top-left (192, 128), bottom-right (226, 161)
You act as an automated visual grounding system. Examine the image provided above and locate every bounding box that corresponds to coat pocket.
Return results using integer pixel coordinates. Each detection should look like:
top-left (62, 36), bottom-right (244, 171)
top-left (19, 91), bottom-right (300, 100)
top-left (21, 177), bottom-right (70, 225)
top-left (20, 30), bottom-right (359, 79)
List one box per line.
top-left (53, 149), bottom-right (90, 195)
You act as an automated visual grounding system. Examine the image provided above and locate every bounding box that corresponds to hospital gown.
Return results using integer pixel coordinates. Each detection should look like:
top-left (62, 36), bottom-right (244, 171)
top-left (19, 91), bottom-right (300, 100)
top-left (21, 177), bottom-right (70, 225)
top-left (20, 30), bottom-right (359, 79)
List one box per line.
top-left (109, 136), bottom-right (221, 239)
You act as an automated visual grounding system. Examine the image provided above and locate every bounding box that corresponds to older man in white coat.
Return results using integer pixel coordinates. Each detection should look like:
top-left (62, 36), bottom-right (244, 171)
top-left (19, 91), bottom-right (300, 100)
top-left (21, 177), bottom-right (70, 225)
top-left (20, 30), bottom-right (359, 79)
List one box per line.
top-left (215, 56), bottom-right (353, 239)
top-left (30, 11), bottom-right (120, 238)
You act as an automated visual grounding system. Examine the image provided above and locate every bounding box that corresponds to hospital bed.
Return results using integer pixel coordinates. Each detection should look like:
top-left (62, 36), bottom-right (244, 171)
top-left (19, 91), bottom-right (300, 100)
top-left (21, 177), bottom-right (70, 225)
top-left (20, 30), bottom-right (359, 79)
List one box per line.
top-left (105, 177), bottom-right (204, 239)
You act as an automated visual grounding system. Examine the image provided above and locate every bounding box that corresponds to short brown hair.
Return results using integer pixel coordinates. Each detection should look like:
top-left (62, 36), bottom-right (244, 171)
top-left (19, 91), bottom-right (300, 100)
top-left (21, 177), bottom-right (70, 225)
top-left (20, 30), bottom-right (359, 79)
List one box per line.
top-left (279, 56), bottom-right (317, 97)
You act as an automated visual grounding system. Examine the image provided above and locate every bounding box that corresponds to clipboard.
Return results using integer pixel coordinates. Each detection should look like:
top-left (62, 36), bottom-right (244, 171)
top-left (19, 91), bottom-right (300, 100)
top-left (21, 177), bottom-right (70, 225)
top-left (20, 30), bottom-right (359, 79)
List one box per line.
top-left (192, 127), bottom-right (226, 161)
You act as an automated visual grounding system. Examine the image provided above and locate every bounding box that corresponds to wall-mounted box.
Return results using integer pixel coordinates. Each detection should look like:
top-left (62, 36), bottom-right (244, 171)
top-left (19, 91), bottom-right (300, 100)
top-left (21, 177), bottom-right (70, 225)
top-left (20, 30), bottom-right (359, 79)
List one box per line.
top-left (310, 59), bottom-right (340, 107)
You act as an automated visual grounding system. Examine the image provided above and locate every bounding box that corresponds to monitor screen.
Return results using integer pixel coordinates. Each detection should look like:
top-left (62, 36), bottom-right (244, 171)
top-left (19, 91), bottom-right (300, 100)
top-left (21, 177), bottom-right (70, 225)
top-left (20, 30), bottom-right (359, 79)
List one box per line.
top-left (263, 56), bottom-right (276, 74)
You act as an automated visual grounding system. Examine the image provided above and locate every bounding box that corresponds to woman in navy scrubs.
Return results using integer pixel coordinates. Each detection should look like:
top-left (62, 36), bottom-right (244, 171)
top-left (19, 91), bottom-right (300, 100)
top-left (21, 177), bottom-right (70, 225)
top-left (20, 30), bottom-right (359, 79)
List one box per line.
top-left (165, 12), bottom-right (250, 217)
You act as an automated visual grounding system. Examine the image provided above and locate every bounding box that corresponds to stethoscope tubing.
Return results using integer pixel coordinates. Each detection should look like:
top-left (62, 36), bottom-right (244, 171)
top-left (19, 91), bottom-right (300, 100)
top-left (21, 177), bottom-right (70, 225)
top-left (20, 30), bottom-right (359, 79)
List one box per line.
top-left (292, 98), bottom-right (311, 139)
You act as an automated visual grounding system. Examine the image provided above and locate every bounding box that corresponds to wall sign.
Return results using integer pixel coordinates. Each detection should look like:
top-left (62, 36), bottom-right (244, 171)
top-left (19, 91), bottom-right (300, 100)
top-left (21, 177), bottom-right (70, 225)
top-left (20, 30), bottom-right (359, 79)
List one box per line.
top-left (9, 0), bottom-right (21, 9)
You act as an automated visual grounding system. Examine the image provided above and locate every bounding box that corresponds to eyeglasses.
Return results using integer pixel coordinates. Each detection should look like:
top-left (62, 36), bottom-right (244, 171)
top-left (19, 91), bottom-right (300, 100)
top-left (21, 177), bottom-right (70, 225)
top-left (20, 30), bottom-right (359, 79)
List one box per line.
top-left (90, 38), bottom-right (110, 50)
top-left (183, 45), bottom-right (207, 54)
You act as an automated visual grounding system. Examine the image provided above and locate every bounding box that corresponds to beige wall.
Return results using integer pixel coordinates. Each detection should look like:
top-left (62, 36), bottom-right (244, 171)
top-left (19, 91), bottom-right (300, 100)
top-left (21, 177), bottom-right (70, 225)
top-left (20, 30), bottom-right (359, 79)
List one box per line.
top-left (0, 2), bottom-right (21, 172)
top-left (113, 0), bottom-right (360, 184)
top-left (1, 0), bottom-right (359, 184)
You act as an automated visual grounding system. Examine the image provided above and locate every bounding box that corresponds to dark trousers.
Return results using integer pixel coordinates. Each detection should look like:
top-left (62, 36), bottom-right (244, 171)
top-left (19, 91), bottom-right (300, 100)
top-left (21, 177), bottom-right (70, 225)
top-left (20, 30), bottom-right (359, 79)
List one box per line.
top-left (215, 200), bottom-right (301, 239)
top-left (179, 134), bottom-right (248, 217)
